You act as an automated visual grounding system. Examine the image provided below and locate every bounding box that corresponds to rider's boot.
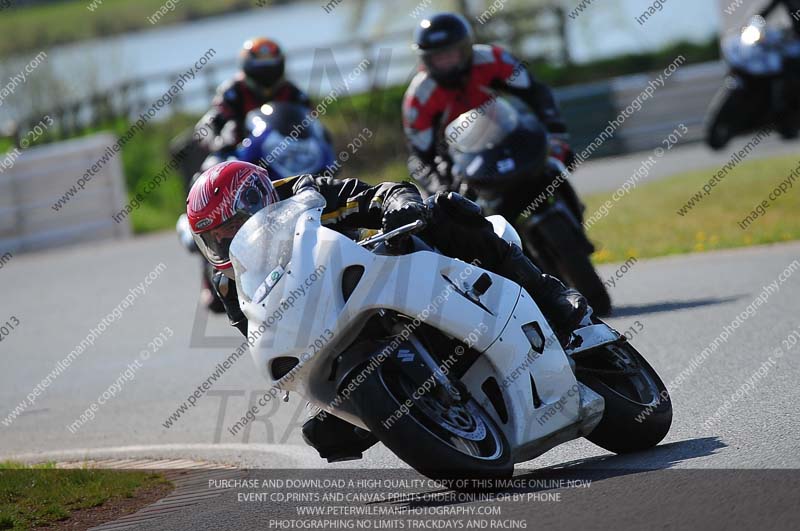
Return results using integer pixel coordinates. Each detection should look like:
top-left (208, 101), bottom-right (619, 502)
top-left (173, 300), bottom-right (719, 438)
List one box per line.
top-left (301, 405), bottom-right (378, 463)
top-left (424, 192), bottom-right (591, 339)
top-left (497, 243), bottom-right (590, 339)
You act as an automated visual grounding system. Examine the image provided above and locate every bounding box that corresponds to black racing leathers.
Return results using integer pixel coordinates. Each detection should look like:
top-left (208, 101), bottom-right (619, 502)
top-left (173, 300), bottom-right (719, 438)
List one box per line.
top-left (211, 175), bottom-right (588, 338)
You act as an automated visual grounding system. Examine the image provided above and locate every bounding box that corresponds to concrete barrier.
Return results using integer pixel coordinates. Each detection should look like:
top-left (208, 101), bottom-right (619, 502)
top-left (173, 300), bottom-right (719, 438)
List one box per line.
top-left (557, 60), bottom-right (726, 155)
top-left (0, 133), bottom-right (131, 254)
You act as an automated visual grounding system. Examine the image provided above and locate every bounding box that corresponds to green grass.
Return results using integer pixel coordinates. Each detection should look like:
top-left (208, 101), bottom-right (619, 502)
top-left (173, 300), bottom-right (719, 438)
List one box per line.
top-left (0, 0), bottom-right (260, 57)
top-left (357, 154), bottom-right (800, 265)
top-left (585, 154), bottom-right (800, 264)
top-left (112, 115), bottom-right (198, 233)
top-left (42, 115), bottom-right (197, 233)
top-left (0, 461), bottom-right (169, 530)
top-left (534, 39), bottom-right (719, 87)
top-left (359, 159), bottom-right (408, 185)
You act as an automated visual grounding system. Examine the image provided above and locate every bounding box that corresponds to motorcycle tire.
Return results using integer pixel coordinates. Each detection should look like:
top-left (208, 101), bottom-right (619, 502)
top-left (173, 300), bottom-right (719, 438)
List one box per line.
top-left (555, 243), bottom-right (612, 317)
top-left (350, 358), bottom-right (513, 480)
top-left (705, 83), bottom-right (741, 151)
top-left (577, 341), bottom-right (672, 453)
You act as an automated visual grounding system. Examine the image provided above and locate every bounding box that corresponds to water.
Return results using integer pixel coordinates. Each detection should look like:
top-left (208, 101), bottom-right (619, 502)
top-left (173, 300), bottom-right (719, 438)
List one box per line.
top-left (0, 0), bottom-right (721, 121)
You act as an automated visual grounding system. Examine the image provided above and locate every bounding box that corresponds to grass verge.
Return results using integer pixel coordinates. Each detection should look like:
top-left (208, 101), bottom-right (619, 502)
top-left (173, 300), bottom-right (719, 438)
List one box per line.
top-left (585, 153), bottom-right (800, 264)
top-left (360, 154), bottom-right (800, 265)
top-left (0, 461), bottom-right (170, 530)
top-left (0, 0), bottom-right (260, 57)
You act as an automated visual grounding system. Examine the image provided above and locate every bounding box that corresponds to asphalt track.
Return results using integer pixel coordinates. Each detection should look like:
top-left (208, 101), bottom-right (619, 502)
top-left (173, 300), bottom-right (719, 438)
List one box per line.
top-left (2, 137), bottom-right (799, 529)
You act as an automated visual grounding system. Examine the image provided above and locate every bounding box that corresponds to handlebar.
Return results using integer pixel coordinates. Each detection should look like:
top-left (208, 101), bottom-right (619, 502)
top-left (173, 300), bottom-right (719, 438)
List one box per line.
top-left (357, 220), bottom-right (426, 248)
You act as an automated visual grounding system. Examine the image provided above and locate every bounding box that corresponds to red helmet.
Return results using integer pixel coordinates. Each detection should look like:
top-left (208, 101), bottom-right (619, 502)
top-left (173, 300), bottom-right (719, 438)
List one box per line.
top-left (240, 37), bottom-right (285, 95)
top-left (187, 161), bottom-right (279, 272)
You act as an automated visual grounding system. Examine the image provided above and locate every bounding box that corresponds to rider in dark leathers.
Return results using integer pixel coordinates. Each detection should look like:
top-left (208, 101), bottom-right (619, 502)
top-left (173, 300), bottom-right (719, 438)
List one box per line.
top-left (197, 37), bottom-right (310, 154)
top-left (759, 0), bottom-right (800, 133)
top-left (188, 162), bottom-right (590, 462)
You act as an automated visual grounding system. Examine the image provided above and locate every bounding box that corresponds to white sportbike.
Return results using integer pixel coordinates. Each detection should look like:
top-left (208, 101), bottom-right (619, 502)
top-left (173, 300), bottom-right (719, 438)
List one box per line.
top-left (229, 190), bottom-right (671, 478)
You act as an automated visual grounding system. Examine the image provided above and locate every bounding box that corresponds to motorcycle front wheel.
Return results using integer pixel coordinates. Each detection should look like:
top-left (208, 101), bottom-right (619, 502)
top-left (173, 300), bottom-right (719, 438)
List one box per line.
top-left (350, 360), bottom-right (513, 480)
top-left (705, 82), bottom-right (743, 150)
top-left (576, 341), bottom-right (672, 453)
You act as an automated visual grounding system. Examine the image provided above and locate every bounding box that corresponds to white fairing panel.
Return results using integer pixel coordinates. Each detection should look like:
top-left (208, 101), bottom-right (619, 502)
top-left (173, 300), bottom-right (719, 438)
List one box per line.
top-left (240, 214), bottom-right (520, 387)
top-left (487, 215), bottom-right (522, 248)
top-left (461, 290), bottom-right (582, 460)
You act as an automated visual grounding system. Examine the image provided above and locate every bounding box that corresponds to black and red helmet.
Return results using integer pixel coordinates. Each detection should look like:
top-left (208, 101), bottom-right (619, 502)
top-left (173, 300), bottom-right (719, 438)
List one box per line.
top-left (240, 37), bottom-right (286, 95)
top-left (187, 161), bottom-right (279, 273)
top-left (413, 13), bottom-right (475, 87)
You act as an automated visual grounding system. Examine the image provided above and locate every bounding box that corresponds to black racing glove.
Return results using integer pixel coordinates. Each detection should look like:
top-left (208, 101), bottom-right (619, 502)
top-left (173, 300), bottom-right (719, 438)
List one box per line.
top-left (382, 197), bottom-right (431, 236)
top-left (211, 272), bottom-right (247, 336)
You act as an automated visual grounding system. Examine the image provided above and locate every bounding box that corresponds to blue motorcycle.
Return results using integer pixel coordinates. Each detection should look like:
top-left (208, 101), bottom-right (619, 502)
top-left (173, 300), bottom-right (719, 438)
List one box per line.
top-left (235, 102), bottom-right (336, 179)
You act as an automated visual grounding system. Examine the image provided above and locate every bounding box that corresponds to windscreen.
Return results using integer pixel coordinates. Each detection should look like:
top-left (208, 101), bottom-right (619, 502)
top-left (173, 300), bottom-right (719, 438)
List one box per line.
top-left (444, 98), bottom-right (519, 154)
top-left (261, 131), bottom-right (325, 176)
top-left (229, 190), bottom-right (326, 303)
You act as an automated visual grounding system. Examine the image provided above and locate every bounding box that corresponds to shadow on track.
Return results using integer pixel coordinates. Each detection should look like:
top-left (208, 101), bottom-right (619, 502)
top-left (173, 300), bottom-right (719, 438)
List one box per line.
top-left (381, 437), bottom-right (727, 510)
top-left (611, 297), bottom-right (746, 318)
top-left (542, 436), bottom-right (727, 472)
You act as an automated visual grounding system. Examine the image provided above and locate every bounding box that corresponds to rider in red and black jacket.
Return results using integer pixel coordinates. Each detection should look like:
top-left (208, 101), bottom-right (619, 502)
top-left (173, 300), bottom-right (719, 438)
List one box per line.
top-left (198, 37), bottom-right (311, 153)
top-left (402, 13), bottom-right (574, 196)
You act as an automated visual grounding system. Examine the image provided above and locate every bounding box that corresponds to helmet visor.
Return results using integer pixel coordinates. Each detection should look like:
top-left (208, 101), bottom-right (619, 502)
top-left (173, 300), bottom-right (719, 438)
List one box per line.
top-left (193, 211), bottom-right (251, 268)
top-left (420, 41), bottom-right (471, 81)
top-left (244, 59), bottom-right (284, 89)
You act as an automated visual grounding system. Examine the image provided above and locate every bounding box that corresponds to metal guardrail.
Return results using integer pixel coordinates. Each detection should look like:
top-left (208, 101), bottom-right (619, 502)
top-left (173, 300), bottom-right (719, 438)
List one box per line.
top-left (6, 55), bottom-right (725, 162)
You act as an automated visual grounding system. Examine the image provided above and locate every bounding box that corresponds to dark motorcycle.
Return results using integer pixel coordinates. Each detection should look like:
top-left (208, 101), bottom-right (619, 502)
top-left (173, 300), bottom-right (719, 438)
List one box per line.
top-left (443, 97), bottom-right (612, 316)
top-left (706, 16), bottom-right (800, 150)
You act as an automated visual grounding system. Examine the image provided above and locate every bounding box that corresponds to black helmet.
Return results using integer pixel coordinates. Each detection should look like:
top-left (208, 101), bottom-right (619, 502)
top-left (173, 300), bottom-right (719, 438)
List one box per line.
top-left (240, 37), bottom-right (285, 96)
top-left (413, 13), bottom-right (475, 87)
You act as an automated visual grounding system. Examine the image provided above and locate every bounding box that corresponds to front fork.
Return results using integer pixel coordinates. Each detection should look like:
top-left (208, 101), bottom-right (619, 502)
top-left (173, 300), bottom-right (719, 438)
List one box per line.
top-left (391, 323), bottom-right (465, 405)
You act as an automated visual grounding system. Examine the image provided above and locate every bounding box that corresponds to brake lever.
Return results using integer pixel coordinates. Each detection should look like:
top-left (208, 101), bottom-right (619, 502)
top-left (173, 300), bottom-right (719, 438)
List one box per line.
top-left (357, 220), bottom-right (426, 248)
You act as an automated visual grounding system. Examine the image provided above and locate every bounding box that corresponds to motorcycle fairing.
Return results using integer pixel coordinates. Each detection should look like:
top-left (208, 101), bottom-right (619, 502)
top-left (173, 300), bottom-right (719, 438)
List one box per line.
top-left (231, 191), bottom-right (601, 459)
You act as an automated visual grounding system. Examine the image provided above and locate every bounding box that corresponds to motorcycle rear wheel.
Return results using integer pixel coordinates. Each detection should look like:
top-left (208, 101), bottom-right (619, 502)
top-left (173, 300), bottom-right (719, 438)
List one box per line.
top-left (577, 341), bottom-right (672, 453)
top-left (520, 218), bottom-right (612, 316)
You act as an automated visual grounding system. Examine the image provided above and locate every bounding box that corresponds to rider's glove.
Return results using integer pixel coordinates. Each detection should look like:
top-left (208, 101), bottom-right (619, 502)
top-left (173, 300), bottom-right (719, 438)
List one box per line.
top-left (382, 200), bottom-right (430, 235)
